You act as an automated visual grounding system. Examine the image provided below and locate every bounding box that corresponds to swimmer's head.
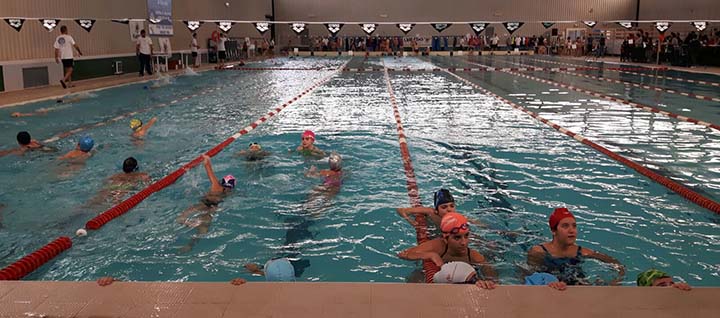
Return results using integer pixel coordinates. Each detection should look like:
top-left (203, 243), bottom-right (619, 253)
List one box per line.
top-left (130, 118), bottom-right (143, 131)
top-left (433, 189), bottom-right (455, 211)
top-left (123, 157), bottom-right (139, 173)
top-left (56, 99), bottom-right (63, 103)
top-left (328, 152), bottom-right (342, 171)
top-left (264, 258), bottom-right (295, 281)
top-left (301, 130), bottom-right (315, 141)
top-left (78, 136), bottom-right (94, 152)
top-left (16, 131), bottom-right (31, 145)
top-left (221, 175), bottom-right (236, 189)
top-left (433, 261), bottom-right (477, 284)
top-left (440, 212), bottom-right (469, 235)
top-left (549, 207), bottom-right (575, 231)
top-left (249, 142), bottom-right (262, 151)
top-left (637, 269), bottom-right (670, 287)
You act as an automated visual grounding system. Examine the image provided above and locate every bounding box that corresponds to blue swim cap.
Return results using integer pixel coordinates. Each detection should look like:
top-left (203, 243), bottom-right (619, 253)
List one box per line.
top-left (524, 272), bottom-right (559, 285)
top-left (264, 258), bottom-right (295, 282)
top-left (433, 188), bottom-right (455, 210)
top-left (78, 136), bottom-right (94, 152)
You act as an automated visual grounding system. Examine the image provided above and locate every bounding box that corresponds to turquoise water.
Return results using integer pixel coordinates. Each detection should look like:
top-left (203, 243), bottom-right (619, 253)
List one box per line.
top-left (0, 56), bottom-right (718, 285)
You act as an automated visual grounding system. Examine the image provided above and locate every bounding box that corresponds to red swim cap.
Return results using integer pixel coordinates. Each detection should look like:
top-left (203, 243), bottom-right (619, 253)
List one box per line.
top-left (302, 130), bottom-right (315, 140)
top-left (549, 207), bottom-right (574, 230)
top-left (441, 213), bottom-right (469, 234)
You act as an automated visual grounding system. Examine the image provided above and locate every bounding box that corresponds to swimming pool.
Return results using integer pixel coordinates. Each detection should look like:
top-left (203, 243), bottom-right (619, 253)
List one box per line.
top-left (1, 56), bottom-right (718, 285)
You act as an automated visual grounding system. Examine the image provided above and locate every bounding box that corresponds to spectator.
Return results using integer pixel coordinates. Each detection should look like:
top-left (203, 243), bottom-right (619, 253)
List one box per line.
top-left (136, 29), bottom-right (153, 76)
top-left (54, 25), bottom-right (83, 88)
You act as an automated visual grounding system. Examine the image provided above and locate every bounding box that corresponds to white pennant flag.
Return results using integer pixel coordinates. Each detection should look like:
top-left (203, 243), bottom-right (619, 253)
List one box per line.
top-left (291, 23), bottom-right (305, 34)
top-left (255, 22), bottom-right (270, 34)
top-left (41, 19), bottom-right (59, 31)
top-left (692, 21), bottom-right (707, 32)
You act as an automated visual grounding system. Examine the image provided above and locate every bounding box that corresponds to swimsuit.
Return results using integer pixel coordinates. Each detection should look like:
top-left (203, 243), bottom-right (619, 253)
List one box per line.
top-left (540, 244), bottom-right (587, 285)
top-left (440, 244), bottom-right (472, 264)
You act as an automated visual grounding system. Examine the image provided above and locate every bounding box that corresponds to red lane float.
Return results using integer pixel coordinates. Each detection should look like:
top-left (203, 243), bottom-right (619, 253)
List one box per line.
top-left (0, 237), bottom-right (72, 280)
top-left (86, 61), bottom-right (350, 230)
top-left (444, 69), bottom-right (720, 214)
top-left (383, 68), bottom-right (438, 283)
top-left (464, 60), bottom-right (720, 131)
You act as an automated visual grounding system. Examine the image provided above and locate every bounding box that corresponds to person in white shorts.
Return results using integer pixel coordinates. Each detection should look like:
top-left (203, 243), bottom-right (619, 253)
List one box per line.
top-left (54, 25), bottom-right (83, 88)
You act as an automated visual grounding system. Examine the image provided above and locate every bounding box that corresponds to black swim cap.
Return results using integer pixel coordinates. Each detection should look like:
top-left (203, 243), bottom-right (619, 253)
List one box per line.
top-left (17, 131), bottom-right (31, 145)
top-left (123, 157), bottom-right (139, 173)
top-left (433, 189), bottom-right (455, 210)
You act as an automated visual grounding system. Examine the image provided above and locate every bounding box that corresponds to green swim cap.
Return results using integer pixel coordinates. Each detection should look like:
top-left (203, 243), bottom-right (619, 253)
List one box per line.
top-left (637, 269), bottom-right (669, 286)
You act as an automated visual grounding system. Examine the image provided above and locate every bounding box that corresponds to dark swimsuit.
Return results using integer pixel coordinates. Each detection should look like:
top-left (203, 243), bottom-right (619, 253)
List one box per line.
top-left (440, 244), bottom-right (472, 263)
top-left (540, 244), bottom-right (587, 285)
top-left (201, 197), bottom-right (222, 208)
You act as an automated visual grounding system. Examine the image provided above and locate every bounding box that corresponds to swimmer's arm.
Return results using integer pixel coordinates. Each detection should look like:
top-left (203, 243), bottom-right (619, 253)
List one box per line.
top-left (58, 151), bottom-right (73, 160)
top-left (397, 239), bottom-right (444, 266)
top-left (202, 155), bottom-right (223, 192)
top-left (244, 263), bottom-right (265, 276)
top-left (311, 147), bottom-right (326, 157)
top-left (526, 245), bottom-right (546, 269)
top-left (582, 248), bottom-right (625, 284)
top-left (0, 148), bottom-right (21, 157)
top-left (396, 207), bottom-right (433, 226)
top-left (305, 166), bottom-right (321, 178)
top-left (471, 250), bottom-right (498, 281)
top-left (139, 117), bottom-right (157, 134)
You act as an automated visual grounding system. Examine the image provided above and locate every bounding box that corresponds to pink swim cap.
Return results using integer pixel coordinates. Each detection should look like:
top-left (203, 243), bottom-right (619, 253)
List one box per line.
top-left (302, 130), bottom-right (315, 140)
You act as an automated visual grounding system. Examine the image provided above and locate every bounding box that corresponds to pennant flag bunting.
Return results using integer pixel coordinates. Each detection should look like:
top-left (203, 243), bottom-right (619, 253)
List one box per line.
top-left (397, 23), bottom-right (414, 35)
top-left (4, 18), bottom-right (25, 32)
top-left (469, 23), bottom-right (488, 35)
top-left (655, 21), bottom-right (670, 33)
top-left (325, 23), bottom-right (343, 35)
top-left (75, 19), bottom-right (95, 32)
top-left (148, 18), bottom-right (162, 24)
top-left (692, 21), bottom-right (707, 31)
top-left (217, 21), bottom-right (233, 32)
top-left (40, 19), bottom-right (59, 31)
top-left (361, 23), bottom-right (376, 35)
top-left (582, 21), bottom-right (597, 28)
top-left (541, 22), bottom-right (555, 29)
top-left (502, 22), bottom-right (524, 34)
top-left (185, 20), bottom-right (202, 31)
top-left (254, 22), bottom-right (269, 34)
top-left (291, 23), bottom-right (305, 34)
top-left (617, 21), bottom-right (634, 29)
top-left (112, 19), bottom-right (130, 24)
top-left (432, 23), bottom-right (451, 33)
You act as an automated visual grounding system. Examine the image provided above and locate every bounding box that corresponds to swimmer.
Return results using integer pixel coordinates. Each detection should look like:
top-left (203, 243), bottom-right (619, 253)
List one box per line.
top-left (236, 142), bottom-right (270, 161)
top-left (84, 157), bottom-right (151, 206)
top-left (397, 213), bottom-right (498, 289)
top-left (396, 188), bottom-right (488, 228)
top-left (11, 109), bottom-right (49, 117)
top-left (130, 117), bottom-right (157, 139)
top-left (637, 269), bottom-right (691, 291)
top-left (58, 136), bottom-right (94, 161)
top-left (0, 131), bottom-right (56, 157)
top-left (305, 152), bottom-right (343, 189)
top-left (176, 154), bottom-right (235, 252)
top-left (433, 261), bottom-right (507, 290)
top-left (294, 130), bottom-right (325, 157)
top-left (526, 208), bottom-right (625, 285)
top-left (242, 258), bottom-right (297, 282)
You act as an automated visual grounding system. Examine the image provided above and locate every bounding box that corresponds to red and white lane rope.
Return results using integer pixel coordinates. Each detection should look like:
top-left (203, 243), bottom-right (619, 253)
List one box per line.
top-left (232, 67), bottom-right (329, 71)
top-left (383, 67), bottom-right (438, 283)
top-left (42, 87), bottom-right (222, 144)
top-left (443, 69), bottom-right (720, 214)
top-left (502, 59), bottom-right (720, 103)
top-left (528, 57), bottom-right (720, 88)
top-left (340, 66), bottom-right (655, 72)
top-left (465, 60), bottom-right (720, 131)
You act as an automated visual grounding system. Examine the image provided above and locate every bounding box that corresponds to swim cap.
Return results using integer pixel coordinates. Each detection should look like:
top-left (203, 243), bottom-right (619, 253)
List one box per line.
top-left (249, 142), bottom-right (261, 150)
top-left (433, 188), bottom-right (455, 210)
top-left (123, 157), bottom-right (139, 173)
top-left (301, 130), bottom-right (315, 140)
top-left (328, 152), bottom-right (342, 171)
top-left (440, 213), bottom-right (469, 235)
top-left (264, 258), bottom-right (295, 281)
top-left (524, 272), bottom-right (559, 285)
top-left (220, 175), bottom-right (236, 189)
top-left (130, 118), bottom-right (143, 131)
top-left (433, 261), bottom-right (476, 284)
top-left (637, 269), bottom-right (669, 287)
top-left (16, 131), bottom-right (31, 145)
top-left (78, 136), bottom-right (94, 152)
top-left (549, 207), bottom-right (575, 231)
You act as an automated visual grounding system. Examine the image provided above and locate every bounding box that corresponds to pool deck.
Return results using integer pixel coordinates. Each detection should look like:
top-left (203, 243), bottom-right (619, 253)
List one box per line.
top-left (0, 281), bottom-right (717, 317)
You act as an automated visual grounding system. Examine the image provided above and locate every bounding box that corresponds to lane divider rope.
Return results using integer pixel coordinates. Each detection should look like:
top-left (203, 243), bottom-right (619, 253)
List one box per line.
top-left (0, 237), bottom-right (72, 280)
top-left (443, 69), bottom-right (720, 214)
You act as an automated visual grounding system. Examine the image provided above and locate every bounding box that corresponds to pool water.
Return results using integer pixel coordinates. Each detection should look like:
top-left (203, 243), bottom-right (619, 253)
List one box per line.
top-left (0, 56), bottom-right (718, 285)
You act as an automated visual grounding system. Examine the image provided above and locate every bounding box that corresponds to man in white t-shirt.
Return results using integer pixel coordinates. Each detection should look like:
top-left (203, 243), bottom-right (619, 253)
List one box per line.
top-left (490, 35), bottom-right (499, 51)
top-left (217, 33), bottom-right (228, 68)
top-left (136, 29), bottom-right (154, 76)
top-left (54, 25), bottom-right (83, 89)
top-left (190, 33), bottom-right (200, 67)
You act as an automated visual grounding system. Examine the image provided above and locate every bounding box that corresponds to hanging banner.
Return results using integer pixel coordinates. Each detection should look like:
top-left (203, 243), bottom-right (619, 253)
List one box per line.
top-left (360, 23), bottom-right (376, 35)
top-left (655, 21), bottom-right (670, 33)
top-left (617, 21), bottom-right (634, 29)
top-left (112, 19), bottom-right (130, 24)
top-left (582, 21), bottom-right (597, 28)
top-left (40, 19), bottom-right (59, 32)
top-left (541, 22), bottom-right (555, 29)
top-left (502, 22), bottom-right (524, 34)
top-left (4, 18), bottom-right (25, 32)
top-left (217, 21), bottom-right (234, 32)
top-left (75, 19), bottom-right (95, 32)
top-left (692, 21), bottom-right (707, 32)
top-left (397, 23), bottom-right (414, 35)
top-left (185, 20), bottom-right (202, 31)
top-left (254, 22), bottom-right (270, 34)
top-left (469, 23), bottom-right (488, 35)
top-left (291, 23), bottom-right (305, 34)
top-left (432, 23), bottom-right (451, 33)
top-left (147, 0), bottom-right (173, 36)
top-left (325, 23), bottom-right (343, 35)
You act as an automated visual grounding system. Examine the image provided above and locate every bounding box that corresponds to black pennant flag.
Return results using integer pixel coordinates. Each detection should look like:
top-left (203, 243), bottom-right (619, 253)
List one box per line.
top-left (655, 21), bottom-right (671, 33)
top-left (432, 23), bottom-right (451, 33)
top-left (40, 19), bottom-right (59, 31)
top-left (217, 21), bottom-right (234, 32)
top-left (254, 22), bottom-right (270, 34)
top-left (4, 18), bottom-right (25, 32)
top-left (469, 23), bottom-right (488, 36)
top-left (75, 19), bottom-right (96, 32)
top-left (617, 21), bottom-right (634, 29)
top-left (185, 20), bottom-right (202, 31)
top-left (582, 21), bottom-right (597, 28)
top-left (691, 21), bottom-right (707, 32)
top-left (541, 22), bottom-right (555, 29)
top-left (360, 23), bottom-right (376, 35)
top-left (502, 22), bottom-right (524, 34)
top-left (291, 23), bottom-right (305, 34)
top-left (112, 19), bottom-right (130, 25)
top-left (397, 23), bottom-right (414, 35)
top-left (325, 23), bottom-right (343, 35)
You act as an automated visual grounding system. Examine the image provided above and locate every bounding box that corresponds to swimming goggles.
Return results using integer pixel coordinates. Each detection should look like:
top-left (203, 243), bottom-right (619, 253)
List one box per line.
top-left (444, 223), bottom-right (469, 234)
